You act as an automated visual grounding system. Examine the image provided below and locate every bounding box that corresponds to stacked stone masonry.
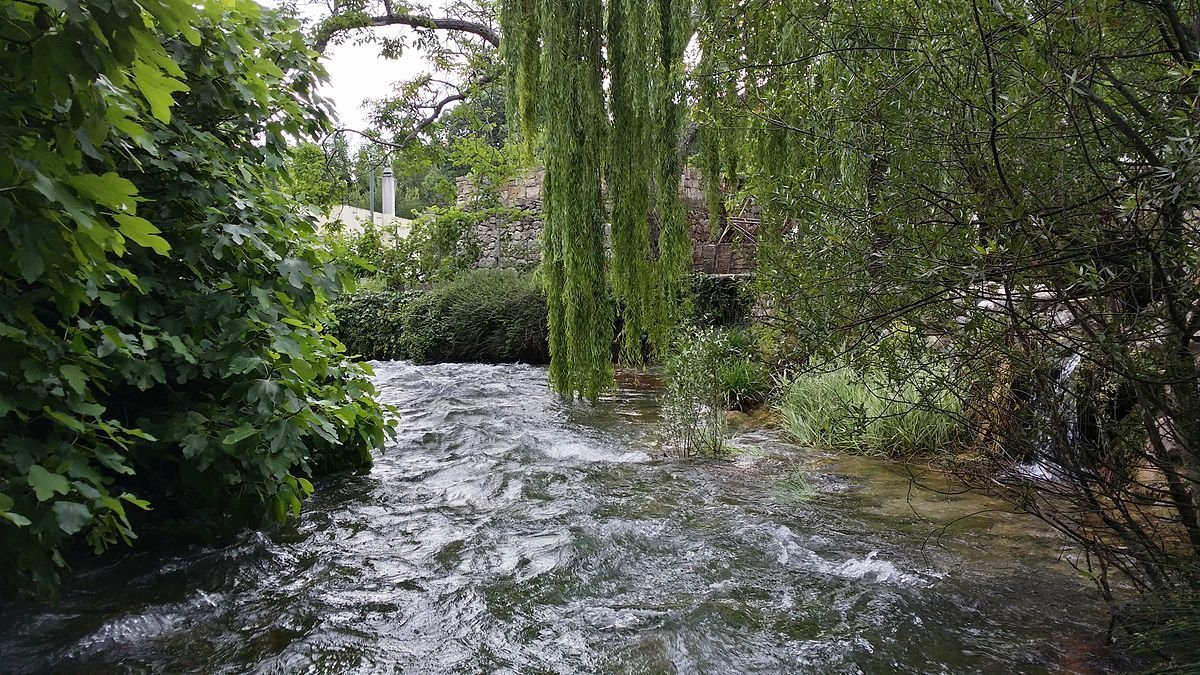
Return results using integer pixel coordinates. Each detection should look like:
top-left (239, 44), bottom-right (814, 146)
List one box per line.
top-left (457, 167), bottom-right (758, 275)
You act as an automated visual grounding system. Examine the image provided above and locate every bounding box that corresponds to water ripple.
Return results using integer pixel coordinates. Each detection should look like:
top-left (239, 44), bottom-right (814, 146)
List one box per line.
top-left (0, 361), bottom-right (1113, 674)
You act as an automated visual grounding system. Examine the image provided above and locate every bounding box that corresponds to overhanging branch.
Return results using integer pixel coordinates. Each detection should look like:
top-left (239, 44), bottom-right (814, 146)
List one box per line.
top-left (314, 12), bottom-right (500, 53)
top-left (334, 74), bottom-right (497, 150)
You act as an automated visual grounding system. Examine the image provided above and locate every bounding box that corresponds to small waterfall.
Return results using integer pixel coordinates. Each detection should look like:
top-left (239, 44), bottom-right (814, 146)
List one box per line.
top-left (1018, 352), bottom-right (1082, 480)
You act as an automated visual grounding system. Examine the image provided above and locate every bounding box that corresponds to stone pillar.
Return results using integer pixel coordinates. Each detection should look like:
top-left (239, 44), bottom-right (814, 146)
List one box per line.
top-left (381, 167), bottom-right (396, 218)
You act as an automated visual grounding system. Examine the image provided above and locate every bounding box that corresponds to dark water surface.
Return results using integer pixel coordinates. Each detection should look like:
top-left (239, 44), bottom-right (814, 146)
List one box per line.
top-left (0, 362), bottom-right (1113, 673)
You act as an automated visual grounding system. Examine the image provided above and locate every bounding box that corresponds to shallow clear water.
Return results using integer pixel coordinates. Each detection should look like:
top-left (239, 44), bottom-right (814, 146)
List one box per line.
top-left (0, 362), bottom-right (1114, 673)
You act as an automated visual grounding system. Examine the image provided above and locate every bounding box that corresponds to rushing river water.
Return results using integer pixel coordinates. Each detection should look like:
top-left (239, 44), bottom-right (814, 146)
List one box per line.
top-left (1, 361), bottom-right (1116, 673)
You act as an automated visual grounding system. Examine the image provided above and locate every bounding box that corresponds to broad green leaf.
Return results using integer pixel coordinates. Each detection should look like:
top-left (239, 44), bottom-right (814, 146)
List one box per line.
top-left (66, 173), bottom-right (140, 213)
top-left (106, 104), bottom-right (155, 150)
top-left (248, 379), bottom-right (281, 406)
top-left (119, 493), bottom-right (152, 510)
top-left (2, 512), bottom-right (31, 527)
top-left (52, 501), bottom-right (93, 535)
top-left (180, 23), bottom-right (202, 46)
top-left (113, 214), bottom-right (171, 255)
top-left (131, 30), bottom-right (185, 78)
top-left (45, 409), bottom-right (85, 433)
top-left (277, 258), bottom-right (312, 289)
top-left (222, 423), bottom-right (258, 446)
top-left (71, 480), bottom-right (101, 500)
top-left (161, 334), bottom-right (196, 363)
top-left (131, 59), bottom-right (189, 124)
top-left (181, 434), bottom-right (207, 458)
top-left (17, 245), bottom-right (44, 283)
top-left (60, 364), bottom-right (87, 395)
top-left (27, 465), bottom-right (70, 502)
top-left (227, 356), bottom-right (263, 375)
top-left (32, 172), bottom-right (94, 229)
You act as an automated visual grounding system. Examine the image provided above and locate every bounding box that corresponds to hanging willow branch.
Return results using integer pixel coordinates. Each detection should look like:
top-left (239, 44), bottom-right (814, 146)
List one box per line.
top-left (499, 0), bottom-right (541, 150)
top-left (502, 0), bottom-right (695, 398)
top-left (607, 0), bottom-right (656, 362)
top-left (650, 0), bottom-right (694, 344)
top-left (540, 0), bottom-right (612, 399)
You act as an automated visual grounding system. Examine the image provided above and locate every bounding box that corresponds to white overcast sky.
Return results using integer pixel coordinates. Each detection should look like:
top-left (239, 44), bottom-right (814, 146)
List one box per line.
top-left (318, 30), bottom-right (429, 134)
top-left (274, 1), bottom-right (455, 138)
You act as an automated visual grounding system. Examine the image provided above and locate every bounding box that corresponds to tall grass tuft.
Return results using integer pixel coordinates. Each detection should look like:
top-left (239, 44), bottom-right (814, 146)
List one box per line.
top-left (779, 366), bottom-right (963, 458)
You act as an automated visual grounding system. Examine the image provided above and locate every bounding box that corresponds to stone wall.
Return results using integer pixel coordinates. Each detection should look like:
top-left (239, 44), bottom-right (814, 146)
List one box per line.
top-left (474, 201), bottom-right (543, 270)
top-left (457, 167), bottom-right (758, 275)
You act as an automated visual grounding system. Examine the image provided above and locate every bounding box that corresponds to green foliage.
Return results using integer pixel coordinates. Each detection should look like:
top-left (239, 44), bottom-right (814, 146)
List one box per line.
top-left (336, 142), bottom-right (455, 217)
top-left (690, 274), bottom-right (753, 327)
top-left (0, 0), bottom-right (391, 596)
top-left (661, 327), bottom-right (770, 454)
top-left (537, 0), bottom-right (613, 400)
top-left (607, 0), bottom-right (681, 362)
top-left (286, 142), bottom-right (340, 214)
top-left (450, 135), bottom-right (523, 195)
top-left (339, 204), bottom-right (521, 288)
top-left (680, 326), bottom-right (772, 410)
top-left (332, 270), bottom-right (549, 364)
top-left (501, 0), bottom-right (694, 398)
top-left (779, 366), bottom-right (964, 458)
top-left (773, 464), bottom-right (816, 504)
top-left (716, 359), bottom-right (772, 412)
top-left (500, 0), bottom-right (542, 149)
top-left (662, 328), bottom-right (730, 456)
top-left (398, 205), bottom-right (486, 282)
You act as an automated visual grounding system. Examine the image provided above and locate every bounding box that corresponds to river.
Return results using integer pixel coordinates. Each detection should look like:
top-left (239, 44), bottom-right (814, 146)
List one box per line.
top-left (0, 361), bottom-right (1115, 673)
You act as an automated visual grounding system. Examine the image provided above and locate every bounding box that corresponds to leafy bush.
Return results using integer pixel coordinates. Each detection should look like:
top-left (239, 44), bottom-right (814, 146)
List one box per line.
top-left (714, 329), bottom-right (772, 409)
top-left (661, 327), bottom-right (772, 455)
top-left (338, 204), bottom-right (532, 290)
top-left (662, 328), bottom-right (732, 456)
top-left (778, 365), bottom-right (963, 457)
top-left (333, 270), bottom-right (549, 364)
top-left (690, 273), bottom-right (754, 327)
top-left (0, 0), bottom-right (391, 596)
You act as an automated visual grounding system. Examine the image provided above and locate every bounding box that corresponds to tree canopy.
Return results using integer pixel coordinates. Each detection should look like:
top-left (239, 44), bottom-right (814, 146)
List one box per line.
top-left (0, 0), bottom-right (391, 595)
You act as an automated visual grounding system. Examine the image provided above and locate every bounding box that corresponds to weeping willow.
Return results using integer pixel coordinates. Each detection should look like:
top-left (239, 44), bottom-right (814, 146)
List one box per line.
top-left (695, 0), bottom-right (728, 233)
top-left (540, 0), bottom-right (611, 399)
top-left (648, 0), bottom-right (693, 349)
top-left (498, 0), bottom-right (541, 150)
top-left (501, 0), bottom-right (693, 398)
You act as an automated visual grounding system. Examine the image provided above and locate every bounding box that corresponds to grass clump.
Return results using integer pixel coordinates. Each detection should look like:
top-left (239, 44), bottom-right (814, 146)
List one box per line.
top-left (775, 465), bottom-right (817, 503)
top-left (714, 329), bottom-right (772, 410)
top-left (778, 365), bottom-right (963, 458)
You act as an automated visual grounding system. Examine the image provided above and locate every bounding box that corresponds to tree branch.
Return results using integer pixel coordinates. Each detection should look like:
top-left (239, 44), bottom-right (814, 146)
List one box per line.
top-left (334, 74), bottom-right (496, 150)
top-left (314, 12), bottom-right (500, 53)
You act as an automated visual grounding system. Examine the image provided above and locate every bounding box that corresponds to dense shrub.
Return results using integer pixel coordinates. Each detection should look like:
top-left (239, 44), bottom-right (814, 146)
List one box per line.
top-left (333, 270), bottom-right (549, 364)
top-left (689, 274), bottom-right (753, 327)
top-left (337, 204), bottom-right (530, 290)
top-left (778, 366), bottom-right (963, 458)
top-left (714, 329), bottom-right (772, 409)
top-left (0, 0), bottom-right (391, 596)
top-left (661, 327), bottom-right (772, 455)
top-left (662, 328), bottom-right (732, 456)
